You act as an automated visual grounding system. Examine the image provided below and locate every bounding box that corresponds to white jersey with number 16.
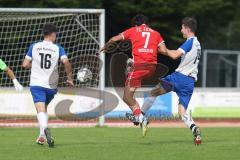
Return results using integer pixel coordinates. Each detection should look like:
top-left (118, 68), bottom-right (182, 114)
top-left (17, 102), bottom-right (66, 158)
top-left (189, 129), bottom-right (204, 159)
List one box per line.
top-left (25, 40), bottom-right (67, 89)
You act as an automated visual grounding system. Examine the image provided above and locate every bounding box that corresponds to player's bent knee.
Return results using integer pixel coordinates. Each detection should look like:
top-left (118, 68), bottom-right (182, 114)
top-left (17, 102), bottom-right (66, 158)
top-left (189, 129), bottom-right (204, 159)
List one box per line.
top-left (150, 87), bottom-right (164, 97)
top-left (150, 89), bottom-right (158, 97)
top-left (35, 102), bottom-right (46, 113)
top-left (129, 87), bottom-right (136, 92)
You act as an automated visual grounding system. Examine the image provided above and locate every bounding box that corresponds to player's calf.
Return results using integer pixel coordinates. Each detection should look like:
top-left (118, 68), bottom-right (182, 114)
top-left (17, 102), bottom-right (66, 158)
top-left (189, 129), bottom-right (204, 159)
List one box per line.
top-left (150, 82), bottom-right (169, 97)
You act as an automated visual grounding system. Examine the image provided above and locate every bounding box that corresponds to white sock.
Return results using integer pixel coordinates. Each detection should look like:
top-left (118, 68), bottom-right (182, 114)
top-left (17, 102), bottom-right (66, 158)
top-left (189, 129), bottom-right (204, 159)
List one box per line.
top-left (181, 113), bottom-right (196, 133)
top-left (37, 112), bottom-right (48, 136)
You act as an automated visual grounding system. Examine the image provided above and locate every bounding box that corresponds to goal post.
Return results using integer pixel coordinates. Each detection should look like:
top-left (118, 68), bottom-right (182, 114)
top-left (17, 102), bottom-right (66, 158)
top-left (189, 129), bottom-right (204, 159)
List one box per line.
top-left (202, 49), bottom-right (240, 87)
top-left (98, 10), bottom-right (105, 126)
top-left (0, 8), bottom-right (105, 126)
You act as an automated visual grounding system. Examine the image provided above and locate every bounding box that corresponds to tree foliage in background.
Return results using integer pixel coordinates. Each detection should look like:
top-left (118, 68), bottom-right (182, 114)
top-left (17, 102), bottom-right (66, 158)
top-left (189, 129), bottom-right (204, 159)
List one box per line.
top-left (103, 0), bottom-right (240, 50)
top-left (0, 0), bottom-right (239, 49)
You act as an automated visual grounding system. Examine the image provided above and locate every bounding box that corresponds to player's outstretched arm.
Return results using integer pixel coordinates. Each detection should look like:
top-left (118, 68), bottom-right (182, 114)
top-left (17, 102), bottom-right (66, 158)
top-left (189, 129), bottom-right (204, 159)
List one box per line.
top-left (157, 43), bottom-right (182, 60)
top-left (98, 34), bottom-right (123, 54)
top-left (4, 67), bottom-right (23, 91)
top-left (157, 43), bottom-right (168, 55)
top-left (4, 67), bottom-right (16, 80)
top-left (62, 58), bottom-right (74, 87)
top-left (165, 49), bottom-right (183, 60)
top-left (5, 67), bottom-right (23, 91)
top-left (0, 59), bottom-right (23, 91)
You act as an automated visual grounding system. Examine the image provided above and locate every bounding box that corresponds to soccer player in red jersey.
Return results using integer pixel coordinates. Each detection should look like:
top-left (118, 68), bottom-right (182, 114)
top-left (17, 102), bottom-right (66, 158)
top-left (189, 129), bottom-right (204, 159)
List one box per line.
top-left (99, 14), bottom-right (167, 136)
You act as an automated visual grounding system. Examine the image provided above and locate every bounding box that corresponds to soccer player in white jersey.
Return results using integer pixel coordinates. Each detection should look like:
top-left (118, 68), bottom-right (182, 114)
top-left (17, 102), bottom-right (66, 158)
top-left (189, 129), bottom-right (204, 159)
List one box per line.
top-left (151, 17), bottom-right (202, 145)
top-left (22, 24), bottom-right (73, 147)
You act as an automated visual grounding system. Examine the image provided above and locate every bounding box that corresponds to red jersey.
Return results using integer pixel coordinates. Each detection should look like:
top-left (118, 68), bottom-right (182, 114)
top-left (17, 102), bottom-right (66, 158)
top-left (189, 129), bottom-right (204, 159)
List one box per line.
top-left (121, 24), bottom-right (164, 64)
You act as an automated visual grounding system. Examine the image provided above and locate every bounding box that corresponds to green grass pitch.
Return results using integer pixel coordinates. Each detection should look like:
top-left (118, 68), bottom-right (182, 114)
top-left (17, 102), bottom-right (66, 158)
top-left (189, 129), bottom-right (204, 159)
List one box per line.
top-left (0, 127), bottom-right (239, 160)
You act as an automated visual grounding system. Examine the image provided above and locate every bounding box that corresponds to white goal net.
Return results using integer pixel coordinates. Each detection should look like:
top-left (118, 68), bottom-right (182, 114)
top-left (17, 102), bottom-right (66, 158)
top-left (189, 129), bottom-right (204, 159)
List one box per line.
top-left (0, 8), bottom-right (105, 126)
top-left (0, 8), bottom-right (105, 88)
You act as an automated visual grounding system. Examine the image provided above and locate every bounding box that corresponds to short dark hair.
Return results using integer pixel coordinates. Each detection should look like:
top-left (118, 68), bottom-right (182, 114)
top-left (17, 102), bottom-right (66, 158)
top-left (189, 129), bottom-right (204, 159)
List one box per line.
top-left (131, 14), bottom-right (149, 26)
top-left (182, 17), bottom-right (197, 33)
top-left (43, 23), bottom-right (58, 36)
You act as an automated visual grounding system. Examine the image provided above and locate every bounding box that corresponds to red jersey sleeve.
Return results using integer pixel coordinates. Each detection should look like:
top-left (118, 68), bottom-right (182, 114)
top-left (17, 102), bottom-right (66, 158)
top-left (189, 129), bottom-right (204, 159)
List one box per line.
top-left (157, 32), bottom-right (164, 46)
top-left (120, 27), bottom-right (134, 40)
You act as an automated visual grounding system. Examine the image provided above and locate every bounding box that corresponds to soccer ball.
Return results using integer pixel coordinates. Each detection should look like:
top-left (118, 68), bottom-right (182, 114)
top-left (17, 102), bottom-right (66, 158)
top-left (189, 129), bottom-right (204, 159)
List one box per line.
top-left (77, 67), bottom-right (93, 83)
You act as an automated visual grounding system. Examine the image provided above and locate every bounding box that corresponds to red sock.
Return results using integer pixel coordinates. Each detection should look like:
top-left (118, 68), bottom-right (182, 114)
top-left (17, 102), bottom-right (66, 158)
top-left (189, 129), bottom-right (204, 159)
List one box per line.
top-left (133, 107), bottom-right (141, 116)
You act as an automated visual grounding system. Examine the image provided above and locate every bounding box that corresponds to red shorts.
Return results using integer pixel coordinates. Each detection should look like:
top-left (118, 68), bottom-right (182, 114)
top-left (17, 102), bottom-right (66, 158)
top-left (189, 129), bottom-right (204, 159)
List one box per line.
top-left (125, 63), bottom-right (156, 88)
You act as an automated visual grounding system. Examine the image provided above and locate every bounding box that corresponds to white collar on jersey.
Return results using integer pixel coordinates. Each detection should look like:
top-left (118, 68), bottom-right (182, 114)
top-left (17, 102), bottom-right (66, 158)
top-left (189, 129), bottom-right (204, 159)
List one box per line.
top-left (43, 40), bottom-right (53, 44)
top-left (187, 36), bottom-right (196, 40)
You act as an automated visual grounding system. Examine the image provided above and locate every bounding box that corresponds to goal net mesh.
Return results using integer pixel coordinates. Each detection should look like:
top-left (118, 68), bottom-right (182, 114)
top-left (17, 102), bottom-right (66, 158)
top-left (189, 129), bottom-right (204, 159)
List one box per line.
top-left (0, 12), bottom-right (101, 88)
top-left (0, 10), bottom-right (104, 126)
